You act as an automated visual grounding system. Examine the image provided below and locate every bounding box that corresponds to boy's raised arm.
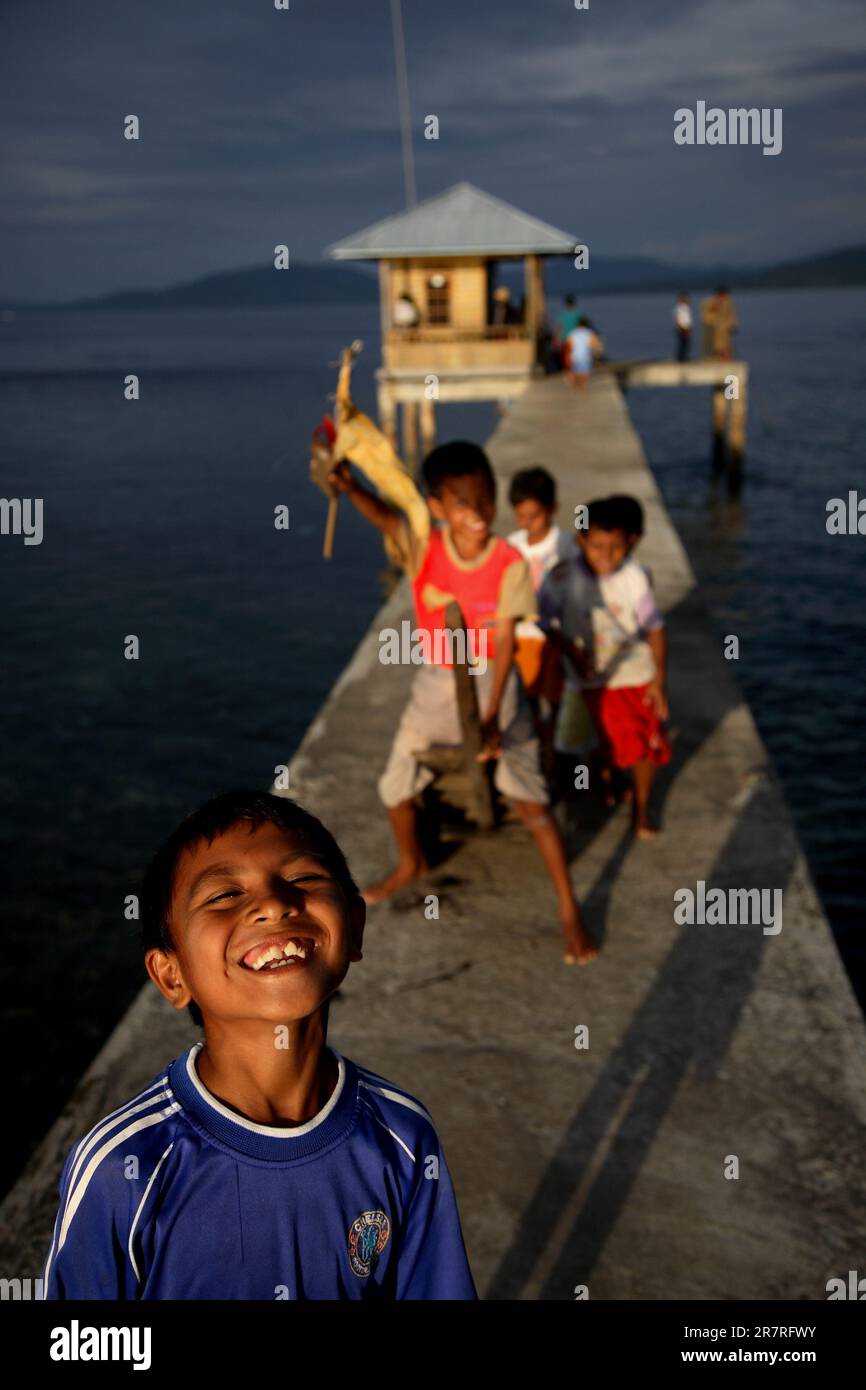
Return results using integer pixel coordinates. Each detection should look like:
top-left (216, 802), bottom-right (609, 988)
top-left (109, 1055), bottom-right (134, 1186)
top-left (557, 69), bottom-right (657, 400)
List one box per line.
top-left (327, 460), bottom-right (404, 542)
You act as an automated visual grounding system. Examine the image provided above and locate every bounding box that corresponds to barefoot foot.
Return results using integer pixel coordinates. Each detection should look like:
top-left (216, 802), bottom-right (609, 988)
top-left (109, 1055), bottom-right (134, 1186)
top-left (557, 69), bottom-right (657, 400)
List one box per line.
top-left (362, 858), bottom-right (428, 905)
top-left (560, 902), bottom-right (598, 965)
top-left (633, 818), bottom-right (660, 841)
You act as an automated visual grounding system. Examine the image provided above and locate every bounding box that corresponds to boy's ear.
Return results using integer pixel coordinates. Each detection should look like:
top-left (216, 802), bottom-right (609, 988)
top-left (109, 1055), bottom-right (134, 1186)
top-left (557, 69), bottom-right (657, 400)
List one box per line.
top-left (145, 948), bottom-right (194, 1012)
top-left (348, 894), bottom-right (366, 963)
top-left (428, 496), bottom-right (446, 523)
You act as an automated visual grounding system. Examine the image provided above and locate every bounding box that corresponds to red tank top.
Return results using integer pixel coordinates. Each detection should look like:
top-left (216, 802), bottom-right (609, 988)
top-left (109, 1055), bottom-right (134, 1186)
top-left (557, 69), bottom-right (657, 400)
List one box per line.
top-left (411, 530), bottom-right (520, 665)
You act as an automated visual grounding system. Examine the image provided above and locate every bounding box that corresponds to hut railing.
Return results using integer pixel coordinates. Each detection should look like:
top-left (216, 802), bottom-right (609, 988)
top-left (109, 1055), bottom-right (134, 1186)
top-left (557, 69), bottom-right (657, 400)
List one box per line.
top-left (387, 325), bottom-right (529, 343)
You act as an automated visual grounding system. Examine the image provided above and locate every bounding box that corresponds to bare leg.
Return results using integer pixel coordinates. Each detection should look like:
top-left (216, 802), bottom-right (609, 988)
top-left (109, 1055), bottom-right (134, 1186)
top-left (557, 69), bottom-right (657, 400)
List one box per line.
top-left (363, 800), bottom-right (429, 904)
top-left (632, 759), bottom-right (659, 838)
top-left (513, 800), bottom-right (597, 964)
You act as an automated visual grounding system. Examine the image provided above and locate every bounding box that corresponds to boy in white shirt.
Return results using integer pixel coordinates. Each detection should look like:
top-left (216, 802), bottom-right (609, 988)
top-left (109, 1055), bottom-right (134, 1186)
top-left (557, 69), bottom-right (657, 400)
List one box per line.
top-left (507, 468), bottom-right (572, 693)
top-left (539, 496), bottom-right (671, 838)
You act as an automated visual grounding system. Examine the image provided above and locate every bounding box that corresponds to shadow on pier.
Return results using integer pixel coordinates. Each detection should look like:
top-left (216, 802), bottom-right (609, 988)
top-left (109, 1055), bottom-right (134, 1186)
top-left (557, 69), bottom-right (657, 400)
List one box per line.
top-left (488, 778), bottom-right (791, 1299)
top-left (485, 581), bottom-right (792, 1299)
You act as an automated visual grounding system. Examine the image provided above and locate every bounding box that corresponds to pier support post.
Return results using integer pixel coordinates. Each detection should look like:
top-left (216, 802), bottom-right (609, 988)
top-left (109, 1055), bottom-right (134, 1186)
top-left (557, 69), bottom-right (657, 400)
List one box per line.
top-left (711, 385), bottom-right (728, 472)
top-left (729, 381), bottom-right (747, 473)
top-left (377, 382), bottom-right (398, 450)
top-left (401, 400), bottom-right (419, 471)
top-left (420, 396), bottom-right (436, 458)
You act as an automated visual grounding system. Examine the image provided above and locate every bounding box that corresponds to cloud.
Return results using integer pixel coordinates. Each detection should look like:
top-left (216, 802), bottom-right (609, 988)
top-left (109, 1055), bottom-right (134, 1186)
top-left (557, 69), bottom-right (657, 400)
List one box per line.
top-left (0, 0), bottom-right (864, 297)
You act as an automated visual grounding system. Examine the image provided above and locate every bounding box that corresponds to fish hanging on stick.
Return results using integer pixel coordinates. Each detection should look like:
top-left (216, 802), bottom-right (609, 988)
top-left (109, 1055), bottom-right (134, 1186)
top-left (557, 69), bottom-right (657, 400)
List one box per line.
top-left (309, 340), bottom-right (429, 561)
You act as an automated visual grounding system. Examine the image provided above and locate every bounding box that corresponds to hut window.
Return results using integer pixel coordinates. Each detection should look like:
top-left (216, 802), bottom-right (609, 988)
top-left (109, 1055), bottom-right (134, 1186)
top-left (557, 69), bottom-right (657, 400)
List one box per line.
top-left (426, 274), bottom-right (450, 325)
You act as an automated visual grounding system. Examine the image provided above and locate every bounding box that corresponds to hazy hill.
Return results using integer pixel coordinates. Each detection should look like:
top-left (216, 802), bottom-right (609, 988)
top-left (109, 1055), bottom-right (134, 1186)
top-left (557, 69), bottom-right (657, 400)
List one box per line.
top-left (5, 245), bottom-right (865, 311)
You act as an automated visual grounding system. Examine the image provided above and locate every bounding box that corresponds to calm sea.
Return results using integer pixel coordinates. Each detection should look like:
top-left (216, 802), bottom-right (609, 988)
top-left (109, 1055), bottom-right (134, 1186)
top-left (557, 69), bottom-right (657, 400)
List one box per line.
top-left (1, 288), bottom-right (863, 1195)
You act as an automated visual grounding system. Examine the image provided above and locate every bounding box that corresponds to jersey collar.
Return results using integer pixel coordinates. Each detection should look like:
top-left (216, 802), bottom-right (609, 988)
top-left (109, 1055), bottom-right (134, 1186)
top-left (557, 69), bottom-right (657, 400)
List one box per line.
top-left (169, 1042), bottom-right (358, 1161)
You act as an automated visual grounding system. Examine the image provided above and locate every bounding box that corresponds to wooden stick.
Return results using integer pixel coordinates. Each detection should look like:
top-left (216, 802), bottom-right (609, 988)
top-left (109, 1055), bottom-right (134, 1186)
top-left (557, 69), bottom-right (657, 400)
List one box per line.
top-left (446, 601), bottom-right (494, 830)
top-left (323, 495), bottom-right (338, 559)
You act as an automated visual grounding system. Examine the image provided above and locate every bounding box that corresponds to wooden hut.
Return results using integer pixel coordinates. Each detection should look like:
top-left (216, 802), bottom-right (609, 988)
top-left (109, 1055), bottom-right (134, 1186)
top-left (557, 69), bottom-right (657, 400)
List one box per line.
top-left (326, 182), bottom-right (578, 458)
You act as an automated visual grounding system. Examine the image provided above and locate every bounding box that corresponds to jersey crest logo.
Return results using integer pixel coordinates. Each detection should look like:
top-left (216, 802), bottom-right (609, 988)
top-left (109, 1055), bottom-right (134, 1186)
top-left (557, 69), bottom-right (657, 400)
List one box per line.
top-left (347, 1210), bottom-right (391, 1278)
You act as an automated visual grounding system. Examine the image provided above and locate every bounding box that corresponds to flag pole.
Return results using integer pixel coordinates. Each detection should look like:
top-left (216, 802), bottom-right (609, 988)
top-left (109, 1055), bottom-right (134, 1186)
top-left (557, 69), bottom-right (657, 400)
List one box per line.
top-left (390, 0), bottom-right (417, 208)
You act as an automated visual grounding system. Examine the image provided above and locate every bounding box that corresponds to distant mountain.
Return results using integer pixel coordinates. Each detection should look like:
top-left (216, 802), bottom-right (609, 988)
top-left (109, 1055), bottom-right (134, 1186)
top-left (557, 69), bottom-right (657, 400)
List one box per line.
top-left (5, 244), bottom-right (865, 312)
top-left (40, 262), bottom-right (378, 312)
top-left (542, 245), bottom-right (866, 296)
top-left (737, 246), bottom-right (866, 290)
top-left (541, 254), bottom-right (710, 295)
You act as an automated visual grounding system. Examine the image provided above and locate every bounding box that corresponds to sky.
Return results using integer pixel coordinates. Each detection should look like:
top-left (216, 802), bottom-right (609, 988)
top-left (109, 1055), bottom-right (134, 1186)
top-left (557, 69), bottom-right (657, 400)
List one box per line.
top-left (2, 0), bottom-right (865, 300)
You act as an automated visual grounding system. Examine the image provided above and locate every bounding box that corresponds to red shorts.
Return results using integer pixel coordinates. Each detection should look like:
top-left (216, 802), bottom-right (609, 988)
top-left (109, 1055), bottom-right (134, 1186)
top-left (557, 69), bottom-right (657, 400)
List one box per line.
top-left (582, 684), bottom-right (671, 769)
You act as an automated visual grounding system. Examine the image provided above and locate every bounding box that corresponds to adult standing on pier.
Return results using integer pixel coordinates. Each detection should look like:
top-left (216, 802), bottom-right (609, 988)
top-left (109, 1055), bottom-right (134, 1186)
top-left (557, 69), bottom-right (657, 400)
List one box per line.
top-left (673, 292), bottom-right (692, 361)
top-left (700, 285), bottom-right (738, 359)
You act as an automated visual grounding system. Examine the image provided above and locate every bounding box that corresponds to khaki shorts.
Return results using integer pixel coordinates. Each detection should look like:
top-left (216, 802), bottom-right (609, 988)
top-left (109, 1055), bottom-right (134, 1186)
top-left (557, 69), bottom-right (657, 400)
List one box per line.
top-left (378, 664), bottom-right (549, 808)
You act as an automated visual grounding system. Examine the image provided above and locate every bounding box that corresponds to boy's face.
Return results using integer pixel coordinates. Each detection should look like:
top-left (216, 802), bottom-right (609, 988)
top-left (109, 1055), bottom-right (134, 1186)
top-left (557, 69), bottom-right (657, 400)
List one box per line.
top-left (577, 525), bottom-right (630, 577)
top-left (428, 471), bottom-right (495, 547)
top-left (147, 820), bottom-right (365, 1028)
top-left (513, 498), bottom-right (554, 545)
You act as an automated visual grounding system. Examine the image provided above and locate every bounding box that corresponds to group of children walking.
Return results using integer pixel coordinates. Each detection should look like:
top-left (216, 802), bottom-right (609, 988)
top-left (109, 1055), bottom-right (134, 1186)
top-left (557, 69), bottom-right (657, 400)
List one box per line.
top-left (329, 439), bottom-right (671, 961)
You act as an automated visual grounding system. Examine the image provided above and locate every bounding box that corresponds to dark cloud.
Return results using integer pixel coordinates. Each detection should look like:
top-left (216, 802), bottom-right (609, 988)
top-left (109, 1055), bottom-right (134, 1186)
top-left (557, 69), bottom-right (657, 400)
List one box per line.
top-left (1, 0), bottom-right (864, 298)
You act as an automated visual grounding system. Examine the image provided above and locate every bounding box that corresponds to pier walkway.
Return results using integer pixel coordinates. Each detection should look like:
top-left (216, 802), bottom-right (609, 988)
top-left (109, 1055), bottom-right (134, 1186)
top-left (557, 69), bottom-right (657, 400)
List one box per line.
top-left (3, 372), bottom-right (865, 1299)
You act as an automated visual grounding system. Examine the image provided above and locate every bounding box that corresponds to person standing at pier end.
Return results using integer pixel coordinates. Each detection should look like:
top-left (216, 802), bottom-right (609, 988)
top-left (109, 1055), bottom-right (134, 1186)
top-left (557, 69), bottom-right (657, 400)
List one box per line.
top-left (539, 497), bottom-right (671, 838)
top-left (328, 442), bottom-right (597, 966)
top-left (700, 285), bottom-right (738, 359)
top-left (673, 292), bottom-right (692, 361)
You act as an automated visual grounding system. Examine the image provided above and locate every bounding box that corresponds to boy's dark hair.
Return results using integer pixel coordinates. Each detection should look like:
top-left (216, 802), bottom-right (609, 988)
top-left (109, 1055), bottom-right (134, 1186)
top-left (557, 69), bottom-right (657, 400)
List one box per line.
top-left (585, 497), bottom-right (627, 534)
top-left (564, 293), bottom-right (576, 307)
top-left (509, 466), bottom-right (557, 511)
top-left (421, 441), bottom-right (496, 501)
top-left (141, 790), bottom-right (359, 1028)
top-left (606, 494), bottom-right (644, 538)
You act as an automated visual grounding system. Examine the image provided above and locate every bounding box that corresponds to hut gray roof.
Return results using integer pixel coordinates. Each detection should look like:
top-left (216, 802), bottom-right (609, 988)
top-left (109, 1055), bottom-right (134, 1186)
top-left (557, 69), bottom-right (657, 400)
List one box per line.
top-left (326, 182), bottom-right (578, 260)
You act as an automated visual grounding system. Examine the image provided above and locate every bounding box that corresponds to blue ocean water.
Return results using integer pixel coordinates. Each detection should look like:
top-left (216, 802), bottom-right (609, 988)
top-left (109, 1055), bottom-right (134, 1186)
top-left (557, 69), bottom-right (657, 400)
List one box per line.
top-left (1, 289), bottom-right (863, 1193)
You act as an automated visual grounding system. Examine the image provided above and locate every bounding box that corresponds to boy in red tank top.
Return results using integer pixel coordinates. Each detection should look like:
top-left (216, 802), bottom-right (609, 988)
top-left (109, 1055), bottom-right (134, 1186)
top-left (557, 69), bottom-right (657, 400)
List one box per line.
top-left (328, 441), bottom-right (596, 966)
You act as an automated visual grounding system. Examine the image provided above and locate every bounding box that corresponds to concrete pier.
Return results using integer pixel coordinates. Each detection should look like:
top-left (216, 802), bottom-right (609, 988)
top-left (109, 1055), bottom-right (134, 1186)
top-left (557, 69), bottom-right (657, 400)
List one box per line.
top-left (3, 373), bottom-right (865, 1299)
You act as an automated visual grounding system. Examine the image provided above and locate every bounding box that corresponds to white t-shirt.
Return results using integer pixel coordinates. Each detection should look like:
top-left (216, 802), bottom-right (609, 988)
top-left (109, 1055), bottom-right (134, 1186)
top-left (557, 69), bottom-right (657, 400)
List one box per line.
top-left (507, 524), bottom-right (574, 639)
top-left (674, 303), bottom-right (692, 331)
top-left (538, 555), bottom-right (664, 690)
top-left (567, 325), bottom-right (595, 371)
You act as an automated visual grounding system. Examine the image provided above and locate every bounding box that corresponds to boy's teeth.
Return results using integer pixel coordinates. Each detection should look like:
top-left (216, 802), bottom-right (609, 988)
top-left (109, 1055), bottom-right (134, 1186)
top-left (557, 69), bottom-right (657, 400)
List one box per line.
top-left (252, 945), bottom-right (283, 970)
top-left (247, 939), bottom-right (310, 970)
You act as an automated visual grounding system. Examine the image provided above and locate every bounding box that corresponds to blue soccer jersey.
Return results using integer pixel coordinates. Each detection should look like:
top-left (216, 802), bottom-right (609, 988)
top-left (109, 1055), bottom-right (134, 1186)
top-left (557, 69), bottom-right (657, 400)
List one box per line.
top-left (41, 1044), bottom-right (477, 1300)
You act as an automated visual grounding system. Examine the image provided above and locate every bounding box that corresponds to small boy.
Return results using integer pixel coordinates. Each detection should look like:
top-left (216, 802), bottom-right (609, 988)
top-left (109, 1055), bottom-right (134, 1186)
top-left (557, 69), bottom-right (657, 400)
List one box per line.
top-left (567, 316), bottom-right (600, 392)
top-left (41, 790), bottom-right (477, 1299)
top-left (507, 465), bottom-right (573, 700)
top-left (329, 440), bottom-right (597, 965)
top-left (539, 497), bottom-right (671, 838)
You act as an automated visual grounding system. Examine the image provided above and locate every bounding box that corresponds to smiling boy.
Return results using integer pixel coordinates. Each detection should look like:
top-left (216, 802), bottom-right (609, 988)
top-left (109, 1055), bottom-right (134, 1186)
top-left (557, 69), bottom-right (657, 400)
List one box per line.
top-left (41, 791), bottom-right (477, 1300)
top-left (329, 440), bottom-right (597, 966)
